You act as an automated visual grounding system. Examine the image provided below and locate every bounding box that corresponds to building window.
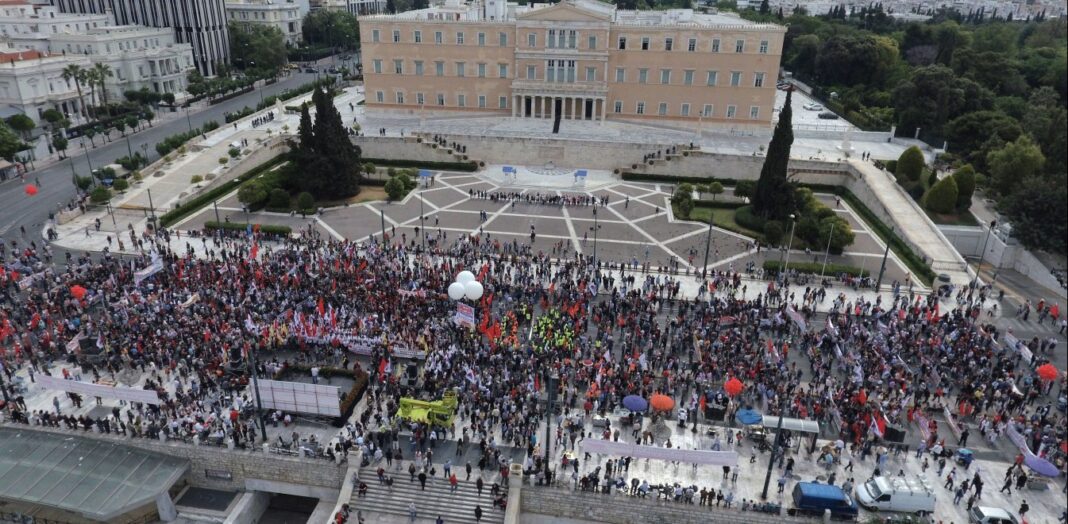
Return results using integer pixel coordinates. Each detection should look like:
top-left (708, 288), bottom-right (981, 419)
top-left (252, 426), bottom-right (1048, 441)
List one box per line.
top-left (435, 31), bottom-right (443, 44)
top-left (528, 33), bottom-right (536, 47)
top-left (588, 35), bottom-right (596, 50)
top-left (681, 103), bottom-right (690, 116)
top-left (586, 67), bottom-right (596, 81)
top-left (415, 60), bottom-right (424, 75)
top-left (499, 96), bottom-right (508, 109)
top-left (614, 100), bottom-right (623, 113)
top-left (478, 32), bottom-right (485, 46)
top-left (437, 93), bottom-right (445, 106)
top-left (499, 64), bottom-right (508, 78)
top-left (638, 68), bottom-right (648, 84)
top-left (759, 40), bottom-right (769, 54)
top-left (636, 101), bottom-right (645, 114)
top-left (458, 94), bottom-right (466, 107)
top-left (750, 106), bottom-right (760, 119)
top-left (684, 70), bottom-right (694, 86)
top-left (392, 30), bottom-right (400, 43)
top-left (526, 65), bottom-right (536, 79)
top-left (499, 32), bottom-right (507, 46)
top-left (456, 32), bottom-right (465, 44)
top-left (660, 69), bottom-right (671, 84)
top-left (730, 71), bottom-right (741, 87)
top-left (548, 29), bottom-right (556, 49)
top-left (372, 59), bottom-right (382, 74)
top-left (726, 105), bottom-right (737, 118)
top-left (657, 102), bottom-right (668, 116)
top-left (615, 68), bottom-right (625, 83)
top-left (754, 72), bottom-right (765, 87)
top-left (687, 38), bottom-right (696, 52)
top-left (711, 38), bottom-right (720, 52)
top-left (735, 39), bottom-right (744, 53)
top-left (664, 38), bottom-right (673, 51)
top-left (435, 61), bottom-right (444, 76)
top-left (568, 30), bottom-right (576, 48)
top-left (416, 92), bottom-right (425, 105)
top-left (414, 30), bottom-right (421, 43)
top-left (478, 95), bottom-right (486, 108)
top-left (478, 63), bottom-right (486, 77)
top-left (618, 36), bottom-right (626, 50)
top-left (702, 104), bottom-right (713, 117)
top-left (372, 29), bottom-right (380, 42)
top-left (706, 71), bottom-right (717, 86)
top-left (456, 62), bottom-right (466, 77)
top-left (394, 59), bottom-right (403, 74)
top-left (641, 37), bottom-right (649, 50)
top-left (376, 91), bottom-right (384, 103)
top-left (396, 92), bottom-right (404, 104)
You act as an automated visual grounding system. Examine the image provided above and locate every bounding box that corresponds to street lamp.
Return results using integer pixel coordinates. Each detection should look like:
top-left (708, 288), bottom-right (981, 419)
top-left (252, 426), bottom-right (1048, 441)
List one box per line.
top-left (701, 211), bottom-right (714, 280)
top-left (874, 227), bottom-right (893, 291)
top-left (543, 372), bottom-right (559, 486)
top-left (973, 220), bottom-right (997, 286)
top-left (819, 221), bottom-right (835, 280)
top-left (780, 214), bottom-right (797, 284)
top-left (247, 342), bottom-right (268, 443)
top-left (761, 393), bottom-right (787, 500)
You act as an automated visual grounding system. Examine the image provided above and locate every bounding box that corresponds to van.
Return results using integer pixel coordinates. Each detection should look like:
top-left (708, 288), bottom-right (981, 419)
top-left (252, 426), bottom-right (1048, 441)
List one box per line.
top-left (789, 482), bottom-right (858, 521)
top-left (969, 506), bottom-right (1019, 524)
top-left (855, 476), bottom-right (936, 516)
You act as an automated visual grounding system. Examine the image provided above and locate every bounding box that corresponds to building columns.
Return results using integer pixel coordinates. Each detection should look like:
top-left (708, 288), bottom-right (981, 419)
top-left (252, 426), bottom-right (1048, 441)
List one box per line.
top-left (600, 98), bottom-right (606, 124)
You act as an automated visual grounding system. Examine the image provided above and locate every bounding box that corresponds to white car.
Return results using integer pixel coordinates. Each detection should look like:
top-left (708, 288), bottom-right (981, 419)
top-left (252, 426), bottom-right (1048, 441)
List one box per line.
top-left (803, 103), bottom-right (823, 111)
top-left (969, 506), bottom-right (1019, 524)
top-left (855, 476), bottom-right (936, 515)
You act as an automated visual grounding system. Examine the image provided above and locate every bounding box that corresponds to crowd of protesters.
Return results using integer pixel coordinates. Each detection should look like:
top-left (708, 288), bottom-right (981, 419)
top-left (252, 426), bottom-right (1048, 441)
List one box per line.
top-left (0, 214), bottom-right (1064, 524)
top-left (468, 189), bottom-right (608, 208)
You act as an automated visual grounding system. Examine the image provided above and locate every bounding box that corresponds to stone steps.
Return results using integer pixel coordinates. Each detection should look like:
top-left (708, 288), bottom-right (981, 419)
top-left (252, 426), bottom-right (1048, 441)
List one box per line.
top-left (350, 466), bottom-right (505, 524)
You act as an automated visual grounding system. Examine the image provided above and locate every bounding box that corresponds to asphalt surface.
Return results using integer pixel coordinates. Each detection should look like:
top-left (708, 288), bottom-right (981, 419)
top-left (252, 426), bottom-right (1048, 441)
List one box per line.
top-left (0, 69), bottom-right (324, 243)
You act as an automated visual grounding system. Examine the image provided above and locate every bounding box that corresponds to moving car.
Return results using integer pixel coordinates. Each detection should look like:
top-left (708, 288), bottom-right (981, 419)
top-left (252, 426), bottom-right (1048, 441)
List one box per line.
top-left (855, 476), bottom-right (936, 515)
top-left (968, 506), bottom-right (1020, 524)
top-left (789, 482), bottom-right (858, 521)
top-left (818, 111), bottom-right (840, 119)
top-left (803, 103), bottom-right (823, 111)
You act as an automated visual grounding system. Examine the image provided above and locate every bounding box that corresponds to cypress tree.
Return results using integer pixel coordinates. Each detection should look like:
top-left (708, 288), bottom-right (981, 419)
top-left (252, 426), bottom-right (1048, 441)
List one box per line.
top-left (752, 90), bottom-right (796, 221)
top-left (289, 87), bottom-right (363, 199)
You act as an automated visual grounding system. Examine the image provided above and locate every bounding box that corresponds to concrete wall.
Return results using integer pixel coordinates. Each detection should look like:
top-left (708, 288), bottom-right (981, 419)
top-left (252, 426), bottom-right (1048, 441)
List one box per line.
top-left (352, 135), bottom-right (467, 164)
top-left (940, 225), bottom-right (986, 258)
top-left (223, 491), bottom-right (269, 524)
top-left (520, 488), bottom-right (810, 524)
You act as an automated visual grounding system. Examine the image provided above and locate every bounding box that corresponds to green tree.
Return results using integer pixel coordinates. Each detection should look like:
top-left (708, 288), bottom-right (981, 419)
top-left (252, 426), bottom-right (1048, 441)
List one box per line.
top-left (951, 164), bottom-right (976, 210)
top-left (41, 109), bottom-right (69, 131)
top-left (753, 90), bottom-right (796, 220)
top-left (759, 0), bottom-right (769, 14)
top-left (287, 87), bottom-right (362, 198)
top-left (112, 178), bottom-right (129, 192)
top-left (925, 175), bottom-right (959, 213)
top-left (819, 216), bottom-right (855, 254)
top-left (895, 146), bottom-right (925, 182)
top-left (75, 175), bottom-right (94, 191)
top-left (238, 181), bottom-right (269, 209)
top-left (384, 176), bottom-right (406, 201)
top-left (53, 135), bottom-right (69, 159)
top-left (91, 63), bottom-right (114, 113)
top-left (763, 221), bottom-right (784, 245)
top-left (944, 110), bottom-right (1022, 170)
top-left (0, 120), bottom-right (25, 161)
top-left (987, 135), bottom-right (1045, 195)
top-left (1001, 177), bottom-right (1067, 255)
top-left (229, 22), bottom-right (287, 75)
top-left (734, 180), bottom-right (756, 202)
top-left (61, 64), bottom-right (90, 121)
top-left (296, 192), bottom-right (316, 211)
top-left (301, 10), bottom-right (360, 50)
top-left (708, 181), bottom-right (725, 200)
top-left (892, 65), bottom-right (993, 140)
top-left (268, 188), bottom-right (290, 208)
top-left (672, 183), bottom-right (695, 218)
top-left (6, 114), bottom-right (35, 140)
top-left (90, 185), bottom-right (111, 203)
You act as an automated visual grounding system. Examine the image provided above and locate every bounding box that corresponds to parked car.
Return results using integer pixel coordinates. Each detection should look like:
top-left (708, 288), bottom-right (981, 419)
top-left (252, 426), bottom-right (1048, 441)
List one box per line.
top-left (777, 82), bottom-right (792, 90)
top-left (803, 103), bottom-right (823, 111)
top-left (968, 507), bottom-right (1019, 524)
top-left (789, 482), bottom-right (858, 521)
top-left (818, 111), bottom-right (839, 119)
top-left (304, 67), bottom-right (317, 73)
top-left (855, 476), bottom-right (936, 516)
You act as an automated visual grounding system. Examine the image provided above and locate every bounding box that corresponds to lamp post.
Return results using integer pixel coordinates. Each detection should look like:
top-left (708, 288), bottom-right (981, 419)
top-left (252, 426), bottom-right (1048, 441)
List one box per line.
top-left (213, 200), bottom-right (221, 224)
top-left (146, 188), bottom-right (156, 227)
top-left (973, 220), bottom-right (996, 286)
top-left (760, 393), bottom-right (787, 499)
top-left (247, 343), bottom-right (268, 443)
top-left (185, 106), bottom-right (194, 133)
top-left (124, 132), bottom-right (134, 158)
top-left (819, 221), bottom-right (835, 280)
top-left (701, 213), bottom-right (714, 280)
top-left (874, 228), bottom-right (893, 291)
top-left (81, 140), bottom-right (96, 187)
top-left (419, 189), bottom-right (425, 251)
top-left (781, 214), bottom-right (797, 284)
top-left (380, 209), bottom-right (386, 244)
top-left (543, 372), bottom-right (559, 486)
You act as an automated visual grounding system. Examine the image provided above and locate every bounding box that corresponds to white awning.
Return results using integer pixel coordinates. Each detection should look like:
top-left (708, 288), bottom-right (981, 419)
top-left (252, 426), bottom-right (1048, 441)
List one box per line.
top-left (580, 439), bottom-right (738, 466)
top-left (761, 416), bottom-right (821, 434)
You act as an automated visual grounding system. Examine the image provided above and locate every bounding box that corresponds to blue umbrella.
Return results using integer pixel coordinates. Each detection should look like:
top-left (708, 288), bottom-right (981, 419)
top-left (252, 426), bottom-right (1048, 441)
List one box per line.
top-left (736, 408), bottom-right (763, 425)
top-left (622, 395), bottom-right (648, 412)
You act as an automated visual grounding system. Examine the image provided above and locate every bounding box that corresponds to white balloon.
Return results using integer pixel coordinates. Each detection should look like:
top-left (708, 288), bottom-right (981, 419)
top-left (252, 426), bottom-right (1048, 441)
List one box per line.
top-left (457, 270), bottom-right (476, 284)
top-left (464, 280), bottom-right (484, 300)
top-left (447, 282), bottom-right (465, 301)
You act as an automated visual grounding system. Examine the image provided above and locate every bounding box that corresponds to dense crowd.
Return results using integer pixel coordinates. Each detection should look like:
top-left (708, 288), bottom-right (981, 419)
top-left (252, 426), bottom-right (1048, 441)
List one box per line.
top-left (0, 216), bottom-right (1065, 524)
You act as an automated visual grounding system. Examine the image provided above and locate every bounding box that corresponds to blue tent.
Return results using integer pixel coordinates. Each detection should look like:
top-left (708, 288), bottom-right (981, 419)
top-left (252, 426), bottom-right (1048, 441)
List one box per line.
top-left (736, 408), bottom-right (763, 425)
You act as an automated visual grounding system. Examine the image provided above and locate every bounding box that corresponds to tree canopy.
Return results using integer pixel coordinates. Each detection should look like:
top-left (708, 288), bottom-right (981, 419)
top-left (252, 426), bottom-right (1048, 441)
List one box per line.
top-left (302, 10), bottom-right (360, 50)
top-left (229, 22), bottom-right (287, 76)
top-left (0, 120), bottom-right (26, 161)
top-left (286, 88), bottom-right (362, 199)
top-left (752, 90), bottom-right (796, 221)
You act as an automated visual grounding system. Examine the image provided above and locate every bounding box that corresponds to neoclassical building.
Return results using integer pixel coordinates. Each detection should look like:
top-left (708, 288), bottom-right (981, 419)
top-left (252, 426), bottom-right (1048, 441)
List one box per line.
top-left (360, 0), bottom-right (785, 127)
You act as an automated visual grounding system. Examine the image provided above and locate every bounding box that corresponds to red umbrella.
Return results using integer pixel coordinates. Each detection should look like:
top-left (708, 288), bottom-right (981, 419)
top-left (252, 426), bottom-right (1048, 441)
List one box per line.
top-left (1036, 363), bottom-right (1059, 382)
top-left (24, 184), bottom-right (38, 196)
top-left (650, 393), bottom-right (674, 412)
top-left (70, 285), bottom-right (87, 300)
top-left (724, 377), bottom-right (744, 397)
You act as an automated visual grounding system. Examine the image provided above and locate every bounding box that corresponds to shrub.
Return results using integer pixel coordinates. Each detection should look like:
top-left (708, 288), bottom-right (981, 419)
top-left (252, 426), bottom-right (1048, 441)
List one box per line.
top-left (203, 221), bottom-right (291, 236)
top-left (296, 192), bottom-right (316, 212)
top-left (734, 180), bottom-right (756, 202)
top-left (360, 158), bottom-right (478, 172)
top-left (90, 186), bottom-right (111, 203)
top-left (228, 147), bottom-right (241, 158)
top-left (159, 158), bottom-right (286, 227)
top-left (708, 181), bottom-right (725, 200)
top-left (883, 159), bottom-right (898, 173)
top-left (191, 175), bottom-right (204, 184)
top-left (268, 188), bottom-right (290, 208)
top-left (895, 146), bottom-right (925, 182)
top-left (672, 183), bottom-right (695, 219)
top-left (925, 175), bottom-right (959, 214)
top-left (112, 178), bottom-right (129, 192)
top-left (763, 220), bottom-right (784, 245)
top-left (952, 165), bottom-right (976, 211)
top-left (819, 216), bottom-right (855, 255)
top-left (238, 181), bottom-right (269, 209)
top-left (927, 169), bottom-right (939, 188)
top-left (735, 205), bottom-right (765, 232)
top-left (75, 176), bottom-right (94, 191)
top-left (384, 176), bottom-right (406, 201)
top-left (218, 157), bottom-right (229, 165)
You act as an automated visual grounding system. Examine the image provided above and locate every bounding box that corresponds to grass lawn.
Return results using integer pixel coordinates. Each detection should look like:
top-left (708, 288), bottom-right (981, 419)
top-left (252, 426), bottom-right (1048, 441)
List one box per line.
top-left (318, 185), bottom-right (388, 207)
top-left (924, 208), bottom-right (979, 226)
top-left (678, 205), bottom-right (763, 239)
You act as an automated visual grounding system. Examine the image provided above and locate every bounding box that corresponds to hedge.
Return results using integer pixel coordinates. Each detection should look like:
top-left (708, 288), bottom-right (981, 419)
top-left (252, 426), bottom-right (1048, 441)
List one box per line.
top-left (361, 158), bottom-right (478, 172)
top-left (695, 200), bottom-right (746, 210)
top-left (204, 221), bottom-right (292, 235)
top-left (829, 188), bottom-right (936, 285)
top-left (621, 172), bottom-right (740, 186)
top-left (158, 157), bottom-right (287, 227)
top-left (763, 260), bottom-right (866, 278)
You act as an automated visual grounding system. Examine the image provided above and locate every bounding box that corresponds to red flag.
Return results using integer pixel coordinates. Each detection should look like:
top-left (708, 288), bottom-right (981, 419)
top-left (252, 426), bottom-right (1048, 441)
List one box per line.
top-left (250, 242), bottom-right (259, 261)
top-left (317, 297), bottom-right (326, 317)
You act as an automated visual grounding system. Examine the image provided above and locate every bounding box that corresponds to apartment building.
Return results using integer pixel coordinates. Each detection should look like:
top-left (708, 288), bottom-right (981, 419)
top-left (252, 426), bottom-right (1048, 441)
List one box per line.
top-left (360, 0), bottom-right (785, 127)
top-left (225, 0), bottom-right (303, 44)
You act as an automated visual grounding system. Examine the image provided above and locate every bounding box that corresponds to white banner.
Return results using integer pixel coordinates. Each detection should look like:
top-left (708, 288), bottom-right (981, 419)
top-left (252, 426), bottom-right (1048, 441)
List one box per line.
top-left (257, 379), bottom-right (341, 417)
top-left (580, 438), bottom-right (738, 466)
top-left (134, 259), bottom-right (164, 285)
top-left (455, 303), bottom-right (475, 327)
top-left (37, 374), bottom-right (162, 405)
top-left (786, 307), bottom-right (807, 331)
top-left (297, 333), bottom-right (424, 360)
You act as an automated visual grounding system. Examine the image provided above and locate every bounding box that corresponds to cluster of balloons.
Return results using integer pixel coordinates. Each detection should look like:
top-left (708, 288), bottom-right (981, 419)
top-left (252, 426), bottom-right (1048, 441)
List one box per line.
top-left (447, 270), bottom-right (484, 301)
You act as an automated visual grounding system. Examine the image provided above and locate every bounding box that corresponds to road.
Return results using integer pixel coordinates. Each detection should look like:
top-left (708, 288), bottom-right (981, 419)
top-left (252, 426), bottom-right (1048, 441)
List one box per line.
top-left (0, 69), bottom-right (322, 242)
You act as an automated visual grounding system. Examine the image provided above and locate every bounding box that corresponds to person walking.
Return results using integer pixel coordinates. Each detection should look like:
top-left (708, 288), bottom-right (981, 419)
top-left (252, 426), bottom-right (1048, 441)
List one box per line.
top-left (476, 477), bottom-right (484, 497)
top-left (449, 473), bottom-right (458, 493)
top-left (418, 471), bottom-right (428, 491)
top-left (408, 503), bottom-right (417, 523)
top-left (1019, 500), bottom-right (1029, 519)
top-left (466, 462), bottom-right (472, 481)
top-left (474, 504), bottom-right (483, 523)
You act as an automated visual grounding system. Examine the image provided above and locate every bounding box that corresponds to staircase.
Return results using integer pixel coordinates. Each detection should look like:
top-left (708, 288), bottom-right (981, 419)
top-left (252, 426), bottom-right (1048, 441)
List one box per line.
top-left (351, 466), bottom-right (505, 524)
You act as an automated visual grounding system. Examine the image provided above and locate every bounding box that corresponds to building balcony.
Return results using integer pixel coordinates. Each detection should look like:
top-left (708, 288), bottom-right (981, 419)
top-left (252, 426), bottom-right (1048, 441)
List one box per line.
top-left (510, 79), bottom-right (608, 97)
